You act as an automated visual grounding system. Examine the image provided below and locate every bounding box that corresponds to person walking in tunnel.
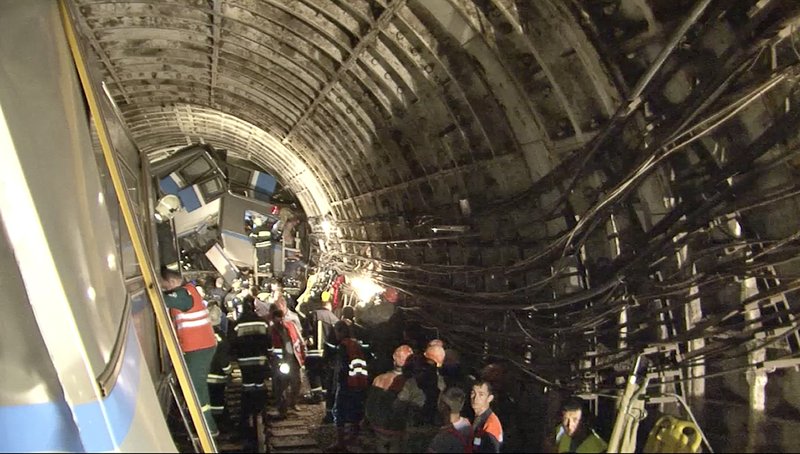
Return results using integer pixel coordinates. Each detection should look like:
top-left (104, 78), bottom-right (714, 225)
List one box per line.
top-left (271, 308), bottom-right (306, 419)
top-left (160, 267), bottom-right (219, 436)
top-left (365, 344), bottom-right (425, 453)
top-left (548, 397), bottom-right (607, 453)
top-left (268, 285), bottom-right (303, 337)
top-left (206, 302), bottom-right (233, 431)
top-left (305, 292), bottom-right (339, 404)
top-left (341, 305), bottom-right (369, 343)
top-left (231, 296), bottom-right (271, 444)
top-left (328, 320), bottom-right (370, 452)
top-left (208, 276), bottom-right (228, 306)
top-left (470, 380), bottom-right (503, 453)
top-left (416, 343), bottom-right (447, 428)
top-left (428, 387), bottom-right (474, 453)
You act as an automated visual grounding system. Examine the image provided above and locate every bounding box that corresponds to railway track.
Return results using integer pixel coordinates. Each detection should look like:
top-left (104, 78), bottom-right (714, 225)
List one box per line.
top-left (219, 363), bottom-right (325, 453)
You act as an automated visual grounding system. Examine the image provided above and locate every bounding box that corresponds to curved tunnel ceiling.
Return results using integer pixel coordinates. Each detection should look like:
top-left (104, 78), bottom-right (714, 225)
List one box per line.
top-left (73, 0), bottom-right (800, 386)
top-left (75, 0), bottom-right (620, 217)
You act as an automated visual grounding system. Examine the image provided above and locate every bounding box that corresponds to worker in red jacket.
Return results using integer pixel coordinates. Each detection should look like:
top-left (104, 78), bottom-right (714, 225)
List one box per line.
top-left (270, 309), bottom-right (306, 418)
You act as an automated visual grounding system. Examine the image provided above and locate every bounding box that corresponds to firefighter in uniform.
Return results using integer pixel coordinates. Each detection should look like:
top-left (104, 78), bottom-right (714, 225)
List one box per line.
top-left (304, 292), bottom-right (339, 403)
top-left (206, 303), bottom-right (232, 429)
top-left (160, 268), bottom-right (219, 436)
top-left (231, 296), bottom-right (272, 446)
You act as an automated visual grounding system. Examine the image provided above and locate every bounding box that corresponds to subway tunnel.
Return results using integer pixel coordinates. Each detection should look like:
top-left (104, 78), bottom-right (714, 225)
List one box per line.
top-left (6, 0), bottom-right (800, 452)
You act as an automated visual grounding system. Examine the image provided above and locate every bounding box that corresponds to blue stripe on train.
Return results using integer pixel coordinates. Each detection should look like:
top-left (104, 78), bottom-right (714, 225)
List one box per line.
top-left (0, 320), bottom-right (142, 452)
top-left (0, 400), bottom-right (84, 452)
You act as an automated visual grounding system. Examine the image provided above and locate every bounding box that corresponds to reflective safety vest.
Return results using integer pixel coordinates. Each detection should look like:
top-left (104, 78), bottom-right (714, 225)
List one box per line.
top-left (170, 283), bottom-right (216, 353)
top-left (341, 338), bottom-right (369, 389)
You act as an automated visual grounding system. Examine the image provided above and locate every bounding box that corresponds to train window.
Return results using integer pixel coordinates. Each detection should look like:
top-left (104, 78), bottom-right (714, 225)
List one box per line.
top-left (181, 158), bottom-right (213, 181)
top-left (199, 177), bottom-right (224, 201)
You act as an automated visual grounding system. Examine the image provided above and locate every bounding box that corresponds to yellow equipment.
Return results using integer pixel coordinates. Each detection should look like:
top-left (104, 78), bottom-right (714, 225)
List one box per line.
top-left (643, 415), bottom-right (702, 453)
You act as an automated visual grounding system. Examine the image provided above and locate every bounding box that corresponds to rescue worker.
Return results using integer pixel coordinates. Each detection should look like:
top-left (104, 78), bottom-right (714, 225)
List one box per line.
top-left (206, 302), bottom-right (232, 429)
top-left (305, 292), bottom-right (339, 403)
top-left (551, 397), bottom-right (607, 453)
top-left (341, 305), bottom-right (368, 342)
top-left (470, 380), bottom-right (503, 453)
top-left (231, 296), bottom-right (271, 443)
top-left (294, 269), bottom-right (319, 317)
top-left (253, 284), bottom-right (272, 321)
top-left (271, 309), bottom-right (306, 418)
top-left (417, 344), bottom-right (447, 426)
top-left (432, 340), bottom-right (467, 391)
top-left (428, 387), bottom-right (473, 453)
top-left (160, 267), bottom-right (218, 436)
top-left (207, 276), bottom-right (228, 306)
top-left (328, 320), bottom-right (370, 452)
top-left (365, 345), bottom-right (424, 453)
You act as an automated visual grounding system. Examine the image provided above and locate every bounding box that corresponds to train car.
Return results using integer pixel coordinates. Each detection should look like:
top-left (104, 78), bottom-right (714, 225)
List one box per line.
top-left (0, 2), bottom-right (200, 451)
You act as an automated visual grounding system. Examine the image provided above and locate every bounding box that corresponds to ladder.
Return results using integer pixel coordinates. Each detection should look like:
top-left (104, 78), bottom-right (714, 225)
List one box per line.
top-left (751, 264), bottom-right (800, 367)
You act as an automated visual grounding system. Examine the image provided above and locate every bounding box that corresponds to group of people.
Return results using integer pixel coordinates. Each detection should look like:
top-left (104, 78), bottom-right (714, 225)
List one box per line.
top-left (361, 340), bottom-right (503, 453)
top-left (160, 268), bottom-right (610, 453)
top-left (159, 267), bottom-right (372, 449)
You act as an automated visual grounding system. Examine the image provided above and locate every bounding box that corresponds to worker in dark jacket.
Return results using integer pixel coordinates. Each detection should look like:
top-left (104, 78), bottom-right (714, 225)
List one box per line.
top-left (304, 293), bottom-right (339, 403)
top-left (160, 267), bottom-right (218, 436)
top-left (365, 345), bottom-right (425, 453)
top-left (206, 302), bottom-right (232, 428)
top-left (470, 380), bottom-right (503, 453)
top-left (328, 320), bottom-right (370, 452)
top-left (428, 387), bottom-right (473, 453)
top-left (418, 344), bottom-right (447, 426)
top-left (231, 296), bottom-right (271, 441)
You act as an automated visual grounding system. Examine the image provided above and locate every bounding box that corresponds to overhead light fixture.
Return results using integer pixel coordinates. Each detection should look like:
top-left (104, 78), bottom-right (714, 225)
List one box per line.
top-left (154, 194), bottom-right (182, 222)
top-left (431, 225), bottom-right (469, 233)
top-left (351, 275), bottom-right (383, 304)
top-left (459, 198), bottom-right (471, 216)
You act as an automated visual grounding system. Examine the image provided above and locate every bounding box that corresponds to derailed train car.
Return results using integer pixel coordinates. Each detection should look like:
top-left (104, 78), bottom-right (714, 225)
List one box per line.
top-left (0, 2), bottom-right (204, 451)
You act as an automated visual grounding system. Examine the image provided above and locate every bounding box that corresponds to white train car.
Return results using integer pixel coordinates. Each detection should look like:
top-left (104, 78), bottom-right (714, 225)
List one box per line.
top-left (0, 2), bottom-right (208, 451)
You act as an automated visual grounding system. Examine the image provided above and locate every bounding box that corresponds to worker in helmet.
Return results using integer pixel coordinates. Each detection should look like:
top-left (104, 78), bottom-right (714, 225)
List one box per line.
top-left (365, 344), bottom-right (425, 453)
top-left (230, 296), bottom-right (271, 446)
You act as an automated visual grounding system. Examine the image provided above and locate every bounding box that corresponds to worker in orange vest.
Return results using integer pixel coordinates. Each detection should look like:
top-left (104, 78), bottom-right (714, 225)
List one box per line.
top-left (161, 268), bottom-right (219, 436)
